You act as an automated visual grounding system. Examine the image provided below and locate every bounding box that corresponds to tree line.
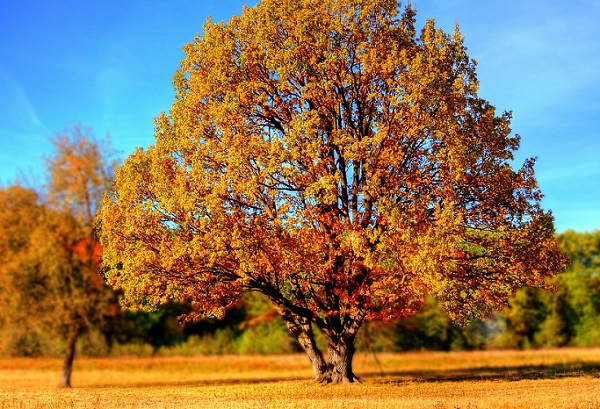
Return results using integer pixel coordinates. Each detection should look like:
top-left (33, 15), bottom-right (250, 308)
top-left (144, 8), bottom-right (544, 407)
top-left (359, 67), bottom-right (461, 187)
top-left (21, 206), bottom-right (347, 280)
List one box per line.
top-left (362, 229), bottom-right (600, 352)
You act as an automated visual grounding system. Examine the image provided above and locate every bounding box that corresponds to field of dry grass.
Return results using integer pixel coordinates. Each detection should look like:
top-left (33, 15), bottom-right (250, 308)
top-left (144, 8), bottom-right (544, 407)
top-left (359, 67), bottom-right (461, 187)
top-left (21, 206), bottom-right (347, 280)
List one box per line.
top-left (1, 348), bottom-right (600, 408)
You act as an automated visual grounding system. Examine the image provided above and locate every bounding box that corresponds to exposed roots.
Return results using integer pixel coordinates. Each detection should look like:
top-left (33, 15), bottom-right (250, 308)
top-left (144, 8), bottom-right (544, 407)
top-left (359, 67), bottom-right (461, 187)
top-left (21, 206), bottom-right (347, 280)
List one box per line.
top-left (316, 372), bottom-right (361, 384)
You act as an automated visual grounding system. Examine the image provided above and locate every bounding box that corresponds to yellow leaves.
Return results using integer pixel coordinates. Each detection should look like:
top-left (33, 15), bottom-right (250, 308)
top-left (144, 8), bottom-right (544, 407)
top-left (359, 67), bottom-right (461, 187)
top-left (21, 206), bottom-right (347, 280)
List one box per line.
top-left (305, 174), bottom-right (339, 206)
top-left (45, 125), bottom-right (117, 231)
top-left (98, 0), bottom-right (566, 332)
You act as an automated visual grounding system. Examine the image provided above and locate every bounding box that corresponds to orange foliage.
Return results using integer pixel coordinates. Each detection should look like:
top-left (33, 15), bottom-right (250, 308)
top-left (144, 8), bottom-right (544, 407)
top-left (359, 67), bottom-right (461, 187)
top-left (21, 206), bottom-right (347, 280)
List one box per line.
top-left (72, 239), bottom-right (101, 263)
top-left (72, 238), bottom-right (103, 285)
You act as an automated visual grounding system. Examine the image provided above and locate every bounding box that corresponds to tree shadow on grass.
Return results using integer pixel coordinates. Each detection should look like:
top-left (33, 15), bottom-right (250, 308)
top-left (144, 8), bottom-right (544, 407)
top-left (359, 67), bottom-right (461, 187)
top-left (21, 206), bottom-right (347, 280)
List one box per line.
top-left (366, 362), bottom-right (600, 384)
top-left (83, 360), bottom-right (600, 388)
top-left (86, 376), bottom-right (310, 389)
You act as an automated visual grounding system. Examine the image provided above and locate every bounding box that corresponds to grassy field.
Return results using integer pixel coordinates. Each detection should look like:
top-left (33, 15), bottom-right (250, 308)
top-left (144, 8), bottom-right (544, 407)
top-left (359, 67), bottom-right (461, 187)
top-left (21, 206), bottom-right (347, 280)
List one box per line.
top-left (1, 348), bottom-right (600, 408)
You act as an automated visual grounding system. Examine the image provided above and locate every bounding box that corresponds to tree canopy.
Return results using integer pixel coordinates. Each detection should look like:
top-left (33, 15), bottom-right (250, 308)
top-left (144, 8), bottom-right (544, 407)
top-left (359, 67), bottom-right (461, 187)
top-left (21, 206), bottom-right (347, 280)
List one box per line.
top-left (100, 0), bottom-right (567, 383)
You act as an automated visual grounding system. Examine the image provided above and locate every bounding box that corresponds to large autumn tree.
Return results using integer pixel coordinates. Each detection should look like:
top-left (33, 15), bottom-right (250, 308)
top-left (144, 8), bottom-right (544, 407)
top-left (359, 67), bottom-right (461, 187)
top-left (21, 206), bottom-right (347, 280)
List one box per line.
top-left (100, 0), bottom-right (566, 382)
top-left (0, 126), bottom-right (118, 387)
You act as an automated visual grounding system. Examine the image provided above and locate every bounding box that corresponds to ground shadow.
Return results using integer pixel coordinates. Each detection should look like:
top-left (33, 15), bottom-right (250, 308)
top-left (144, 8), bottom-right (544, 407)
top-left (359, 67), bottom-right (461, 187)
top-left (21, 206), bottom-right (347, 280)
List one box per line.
top-left (86, 361), bottom-right (600, 389)
top-left (87, 376), bottom-right (310, 389)
top-left (363, 361), bottom-right (600, 384)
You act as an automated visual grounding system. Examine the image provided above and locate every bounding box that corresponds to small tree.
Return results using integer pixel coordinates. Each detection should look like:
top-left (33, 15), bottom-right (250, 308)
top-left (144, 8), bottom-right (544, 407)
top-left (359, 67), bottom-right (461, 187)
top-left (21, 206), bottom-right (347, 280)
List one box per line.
top-left (100, 0), bottom-right (566, 383)
top-left (0, 126), bottom-right (118, 387)
top-left (44, 125), bottom-right (118, 387)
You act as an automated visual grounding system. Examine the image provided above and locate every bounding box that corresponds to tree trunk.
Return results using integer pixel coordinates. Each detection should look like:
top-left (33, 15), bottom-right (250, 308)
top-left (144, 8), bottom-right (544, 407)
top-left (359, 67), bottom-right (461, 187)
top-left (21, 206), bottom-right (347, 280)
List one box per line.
top-left (280, 311), bottom-right (327, 379)
top-left (278, 306), bottom-right (364, 383)
top-left (59, 325), bottom-right (79, 388)
top-left (288, 321), bottom-right (360, 383)
top-left (326, 337), bottom-right (358, 383)
top-left (302, 333), bottom-right (328, 379)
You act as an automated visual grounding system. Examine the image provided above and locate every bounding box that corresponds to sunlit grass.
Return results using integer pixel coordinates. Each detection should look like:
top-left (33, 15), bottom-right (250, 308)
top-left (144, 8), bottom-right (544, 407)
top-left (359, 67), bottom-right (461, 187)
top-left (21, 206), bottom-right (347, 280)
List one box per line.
top-left (1, 348), bottom-right (600, 408)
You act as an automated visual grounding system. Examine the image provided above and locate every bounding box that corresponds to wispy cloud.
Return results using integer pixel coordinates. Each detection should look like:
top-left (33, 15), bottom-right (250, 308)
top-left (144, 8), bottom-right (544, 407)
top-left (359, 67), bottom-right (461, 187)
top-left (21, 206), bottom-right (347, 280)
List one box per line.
top-left (0, 68), bottom-right (50, 135)
top-left (0, 68), bottom-right (52, 183)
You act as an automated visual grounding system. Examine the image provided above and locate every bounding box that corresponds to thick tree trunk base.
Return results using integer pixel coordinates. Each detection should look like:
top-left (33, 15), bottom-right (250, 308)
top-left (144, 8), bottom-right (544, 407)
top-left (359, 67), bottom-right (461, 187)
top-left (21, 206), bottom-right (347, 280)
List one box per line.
top-left (278, 307), bottom-right (364, 384)
top-left (316, 371), bottom-right (361, 384)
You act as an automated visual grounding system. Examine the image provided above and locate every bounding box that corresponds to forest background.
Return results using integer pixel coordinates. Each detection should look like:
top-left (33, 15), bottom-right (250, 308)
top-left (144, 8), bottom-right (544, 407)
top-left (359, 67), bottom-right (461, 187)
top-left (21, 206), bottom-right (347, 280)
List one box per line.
top-left (0, 128), bottom-right (598, 360)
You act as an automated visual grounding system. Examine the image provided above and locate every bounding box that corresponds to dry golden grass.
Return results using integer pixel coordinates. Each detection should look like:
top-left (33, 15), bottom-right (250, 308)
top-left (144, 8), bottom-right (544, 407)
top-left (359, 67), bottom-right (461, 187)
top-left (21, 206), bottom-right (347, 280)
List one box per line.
top-left (1, 348), bottom-right (600, 408)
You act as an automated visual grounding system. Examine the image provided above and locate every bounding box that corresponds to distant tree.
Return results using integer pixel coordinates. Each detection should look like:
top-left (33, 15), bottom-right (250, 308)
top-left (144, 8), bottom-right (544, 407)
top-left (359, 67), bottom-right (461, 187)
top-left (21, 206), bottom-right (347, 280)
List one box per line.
top-left (100, 0), bottom-right (567, 383)
top-left (492, 230), bottom-right (600, 349)
top-left (555, 230), bottom-right (600, 345)
top-left (393, 296), bottom-right (472, 351)
top-left (44, 125), bottom-right (119, 387)
top-left (111, 302), bottom-right (191, 354)
top-left (493, 287), bottom-right (548, 349)
top-left (0, 125), bottom-right (118, 387)
top-left (0, 185), bottom-right (116, 375)
top-left (236, 293), bottom-right (301, 354)
top-left (0, 186), bottom-right (53, 355)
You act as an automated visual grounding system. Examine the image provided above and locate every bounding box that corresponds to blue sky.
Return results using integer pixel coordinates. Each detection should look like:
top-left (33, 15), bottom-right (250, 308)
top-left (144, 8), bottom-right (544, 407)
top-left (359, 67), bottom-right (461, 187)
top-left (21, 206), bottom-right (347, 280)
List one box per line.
top-left (0, 1), bottom-right (598, 233)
